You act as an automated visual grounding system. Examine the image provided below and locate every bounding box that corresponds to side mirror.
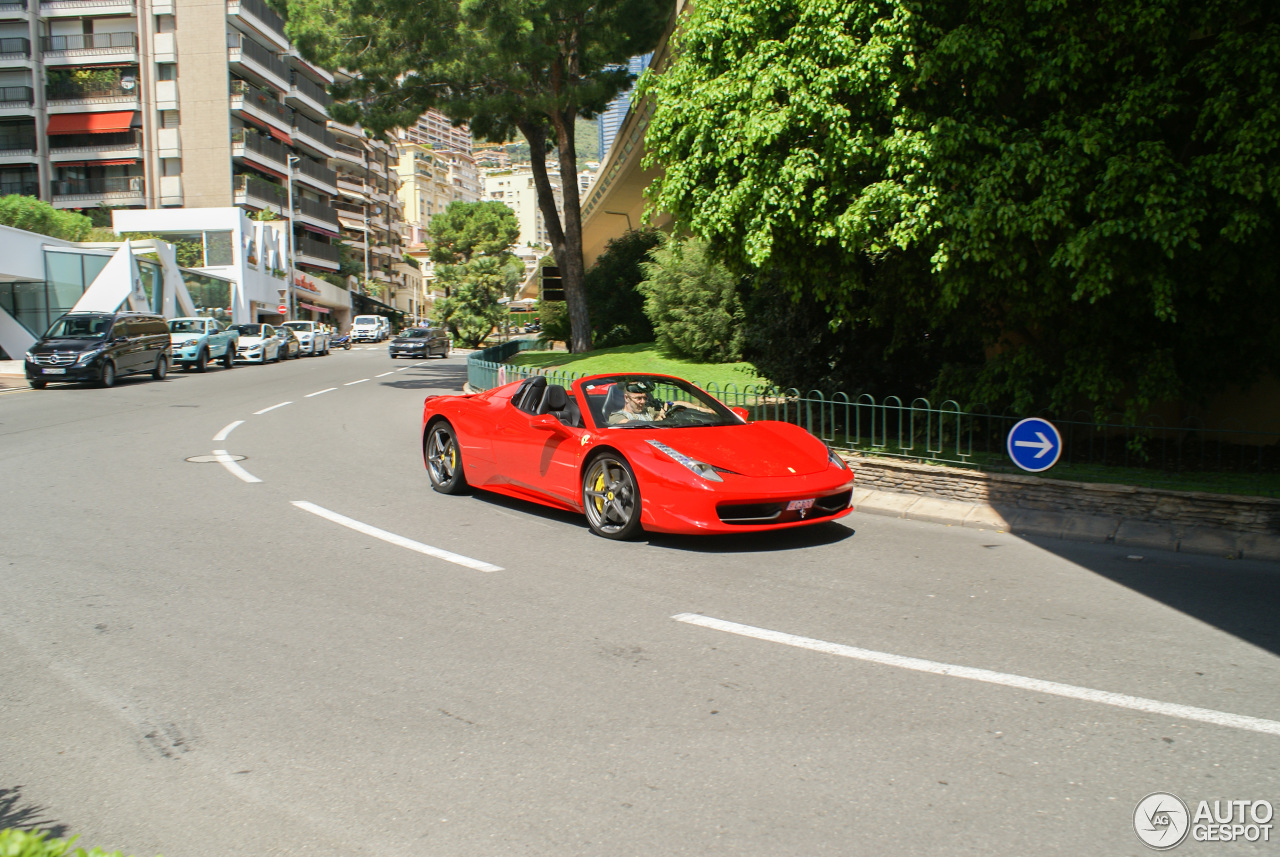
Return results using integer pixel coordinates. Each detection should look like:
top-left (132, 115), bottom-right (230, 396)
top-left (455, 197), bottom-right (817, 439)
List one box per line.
top-left (731, 406), bottom-right (750, 422)
top-left (531, 413), bottom-right (571, 435)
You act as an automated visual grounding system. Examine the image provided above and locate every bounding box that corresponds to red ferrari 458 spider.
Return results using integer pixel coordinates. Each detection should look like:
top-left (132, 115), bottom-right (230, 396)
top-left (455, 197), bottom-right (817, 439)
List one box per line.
top-left (421, 373), bottom-right (856, 539)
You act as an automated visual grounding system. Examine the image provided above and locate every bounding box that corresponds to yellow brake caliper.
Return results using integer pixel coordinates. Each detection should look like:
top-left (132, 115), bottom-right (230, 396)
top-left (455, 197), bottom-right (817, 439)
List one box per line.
top-left (594, 472), bottom-right (606, 513)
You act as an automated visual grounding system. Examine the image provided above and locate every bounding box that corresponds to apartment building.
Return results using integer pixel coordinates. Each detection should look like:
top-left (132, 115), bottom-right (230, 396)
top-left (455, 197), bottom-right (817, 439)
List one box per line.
top-left (485, 165), bottom-right (562, 251)
top-left (394, 140), bottom-right (483, 246)
top-left (399, 107), bottom-right (471, 156)
top-left (0, 0), bottom-right (347, 287)
top-left (329, 116), bottom-right (406, 309)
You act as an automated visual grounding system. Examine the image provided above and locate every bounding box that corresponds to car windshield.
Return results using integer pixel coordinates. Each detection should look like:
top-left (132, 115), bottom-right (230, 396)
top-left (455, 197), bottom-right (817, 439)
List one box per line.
top-left (168, 319), bottom-right (205, 333)
top-left (401, 330), bottom-right (429, 338)
top-left (283, 322), bottom-right (309, 330)
top-left (579, 375), bottom-right (742, 430)
top-left (45, 315), bottom-right (112, 339)
top-left (230, 324), bottom-right (264, 336)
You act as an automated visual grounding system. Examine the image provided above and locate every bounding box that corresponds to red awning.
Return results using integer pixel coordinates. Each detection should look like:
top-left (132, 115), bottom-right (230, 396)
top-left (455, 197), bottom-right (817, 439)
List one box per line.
top-left (87, 158), bottom-right (139, 166)
top-left (245, 159), bottom-right (288, 180)
top-left (300, 222), bottom-right (340, 239)
top-left (48, 111), bottom-right (137, 135)
top-left (298, 302), bottom-right (330, 314)
top-left (265, 125), bottom-right (293, 145)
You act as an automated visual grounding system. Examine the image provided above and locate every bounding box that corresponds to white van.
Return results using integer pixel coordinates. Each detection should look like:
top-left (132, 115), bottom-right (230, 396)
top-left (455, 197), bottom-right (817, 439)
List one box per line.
top-left (351, 314), bottom-right (384, 343)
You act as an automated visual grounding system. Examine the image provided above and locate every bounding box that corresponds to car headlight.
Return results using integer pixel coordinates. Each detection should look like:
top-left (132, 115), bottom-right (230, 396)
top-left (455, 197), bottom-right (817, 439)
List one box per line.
top-left (647, 439), bottom-right (723, 482)
top-left (24, 351), bottom-right (36, 362)
top-left (828, 447), bottom-right (848, 469)
top-left (76, 347), bottom-right (105, 364)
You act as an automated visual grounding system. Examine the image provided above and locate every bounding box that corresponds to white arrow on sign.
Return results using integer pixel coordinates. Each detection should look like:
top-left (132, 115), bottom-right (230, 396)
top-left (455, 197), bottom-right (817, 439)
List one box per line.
top-left (1014, 432), bottom-right (1054, 458)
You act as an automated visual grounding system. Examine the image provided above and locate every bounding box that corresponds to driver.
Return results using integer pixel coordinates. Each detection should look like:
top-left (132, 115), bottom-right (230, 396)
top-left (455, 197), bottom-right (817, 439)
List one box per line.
top-left (608, 381), bottom-right (671, 425)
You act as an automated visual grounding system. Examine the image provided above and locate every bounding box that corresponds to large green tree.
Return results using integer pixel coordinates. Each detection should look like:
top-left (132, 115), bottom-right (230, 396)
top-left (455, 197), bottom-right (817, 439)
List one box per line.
top-left (640, 0), bottom-right (1280, 416)
top-left (428, 201), bottom-right (523, 346)
top-left (429, 200), bottom-right (520, 265)
top-left (285, 0), bottom-right (671, 354)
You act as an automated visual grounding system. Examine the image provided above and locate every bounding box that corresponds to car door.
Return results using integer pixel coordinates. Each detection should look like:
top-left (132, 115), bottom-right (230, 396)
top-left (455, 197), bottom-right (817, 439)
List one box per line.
top-left (490, 385), bottom-right (586, 503)
top-left (263, 325), bottom-right (278, 360)
top-left (113, 319), bottom-right (141, 373)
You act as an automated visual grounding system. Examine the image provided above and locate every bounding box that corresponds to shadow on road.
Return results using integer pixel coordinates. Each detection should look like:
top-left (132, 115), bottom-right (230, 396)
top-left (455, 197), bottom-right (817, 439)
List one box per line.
top-left (0, 786), bottom-right (68, 838)
top-left (1030, 537), bottom-right (1280, 659)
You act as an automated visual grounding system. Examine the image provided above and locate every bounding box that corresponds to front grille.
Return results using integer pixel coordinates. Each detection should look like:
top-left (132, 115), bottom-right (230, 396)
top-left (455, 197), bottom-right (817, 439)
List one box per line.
top-left (717, 489), bottom-right (853, 526)
top-left (31, 351), bottom-right (79, 366)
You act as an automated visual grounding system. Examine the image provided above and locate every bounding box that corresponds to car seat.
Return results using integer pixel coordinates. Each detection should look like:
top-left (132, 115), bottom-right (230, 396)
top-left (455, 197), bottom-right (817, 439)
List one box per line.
top-left (537, 384), bottom-right (583, 428)
top-left (512, 375), bottom-right (547, 413)
top-left (600, 383), bottom-right (626, 424)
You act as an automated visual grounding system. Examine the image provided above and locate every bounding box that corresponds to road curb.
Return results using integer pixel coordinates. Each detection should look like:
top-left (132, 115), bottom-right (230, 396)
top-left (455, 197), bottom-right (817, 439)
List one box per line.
top-left (851, 487), bottom-right (1280, 562)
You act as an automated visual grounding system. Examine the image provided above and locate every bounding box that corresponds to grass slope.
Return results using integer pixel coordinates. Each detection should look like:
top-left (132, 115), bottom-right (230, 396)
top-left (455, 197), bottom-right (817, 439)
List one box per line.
top-left (507, 342), bottom-right (769, 392)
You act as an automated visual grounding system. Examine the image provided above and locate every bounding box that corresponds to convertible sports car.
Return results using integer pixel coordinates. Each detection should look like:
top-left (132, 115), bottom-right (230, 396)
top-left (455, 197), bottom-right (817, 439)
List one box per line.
top-left (421, 373), bottom-right (856, 539)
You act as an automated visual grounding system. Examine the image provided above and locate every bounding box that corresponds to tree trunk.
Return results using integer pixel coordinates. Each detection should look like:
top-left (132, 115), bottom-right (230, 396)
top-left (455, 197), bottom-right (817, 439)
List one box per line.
top-left (520, 118), bottom-right (592, 353)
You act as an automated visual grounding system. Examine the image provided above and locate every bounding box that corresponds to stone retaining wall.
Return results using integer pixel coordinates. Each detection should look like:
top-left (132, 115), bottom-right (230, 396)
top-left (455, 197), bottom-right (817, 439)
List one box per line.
top-left (846, 455), bottom-right (1280, 561)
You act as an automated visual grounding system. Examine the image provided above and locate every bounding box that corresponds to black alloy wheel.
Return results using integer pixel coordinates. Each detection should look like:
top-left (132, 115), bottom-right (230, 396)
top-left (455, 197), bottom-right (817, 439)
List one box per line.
top-left (425, 421), bottom-right (467, 494)
top-left (582, 454), bottom-right (643, 540)
top-left (100, 360), bottom-right (116, 388)
top-left (29, 379), bottom-right (46, 389)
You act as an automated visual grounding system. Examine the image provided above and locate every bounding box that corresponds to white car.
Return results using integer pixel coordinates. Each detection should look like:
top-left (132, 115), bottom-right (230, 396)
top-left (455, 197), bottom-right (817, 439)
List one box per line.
top-left (351, 314), bottom-right (387, 343)
top-left (282, 320), bottom-right (330, 356)
top-left (230, 323), bottom-right (282, 363)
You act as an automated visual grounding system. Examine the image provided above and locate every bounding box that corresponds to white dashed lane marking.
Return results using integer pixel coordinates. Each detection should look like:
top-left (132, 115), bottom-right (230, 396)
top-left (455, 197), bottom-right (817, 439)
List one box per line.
top-left (305, 388), bottom-right (337, 398)
top-left (672, 614), bottom-right (1280, 738)
top-left (291, 501), bottom-right (504, 572)
top-left (344, 379), bottom-right (369, 385)
top-left (254, 401), bottom-right (292, 414)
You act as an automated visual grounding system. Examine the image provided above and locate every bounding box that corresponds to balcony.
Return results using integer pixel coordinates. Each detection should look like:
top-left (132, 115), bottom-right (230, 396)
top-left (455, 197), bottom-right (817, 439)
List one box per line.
top-left (0, 176), bottom-right (39, 195)
top-left (292, 194), bottom-right (339, 234)
top-left (0, 85), bottom-right (32, 116)
top-left (286, 71), bottom-right (330, 120)
top-left (230, 78), bottom-right (294, 136)
top-left (41, 32), bottom-right (138, 65)
top-left (231, 127), bottom-right (288, 173)
top-left (294, 234), bottom-right (340, 269)
top-left (0, 36), bottom-right (31, 64)
top-left (51, 175), bottom-right (145, 208)
top-left (39, 0), bottom-right (135, 16)
top-left (0, 0), bottom-right (27, 19)
top-left (46, 78), bottom-right (140, 113)
top-left (227, 0), bottom-right (288, 52)
top-left (48, 129), bottom-right (143, 164)
top-left (228, 33), bottom-right (289, 93)
top-left (0, 132), bottom-right (35, 165)
top-left (293, 155), bottom-right (336, 195)
top-left (292, 112), bottom-right (335, 158)
top-left (332, 141), bottom-right (365, 169)
top-left (233, 172), bottom-right (288, 214)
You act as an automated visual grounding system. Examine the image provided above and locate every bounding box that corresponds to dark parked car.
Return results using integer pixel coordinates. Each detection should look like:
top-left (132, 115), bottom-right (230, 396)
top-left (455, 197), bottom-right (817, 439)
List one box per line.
top-left (25, 311), bottom-right (171, 389)
top-left (275, 325), bottom-right (303, 360)
top-left (389, 327), bottom-right (450, 359)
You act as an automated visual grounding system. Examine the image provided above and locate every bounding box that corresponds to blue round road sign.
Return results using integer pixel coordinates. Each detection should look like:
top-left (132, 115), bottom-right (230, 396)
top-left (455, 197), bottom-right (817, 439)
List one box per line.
top-left (1007, 417), bottom-right (1062, 472)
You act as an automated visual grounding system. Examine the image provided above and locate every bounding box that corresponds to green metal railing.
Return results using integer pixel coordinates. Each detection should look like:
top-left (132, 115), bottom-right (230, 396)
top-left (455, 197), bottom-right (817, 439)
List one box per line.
top-left (466, 346), bottom-right (1280, 494)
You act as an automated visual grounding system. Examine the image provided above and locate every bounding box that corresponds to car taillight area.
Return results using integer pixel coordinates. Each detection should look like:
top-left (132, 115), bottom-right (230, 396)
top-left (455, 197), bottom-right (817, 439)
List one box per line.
top-left (716, 489), bottom-right (853, 525)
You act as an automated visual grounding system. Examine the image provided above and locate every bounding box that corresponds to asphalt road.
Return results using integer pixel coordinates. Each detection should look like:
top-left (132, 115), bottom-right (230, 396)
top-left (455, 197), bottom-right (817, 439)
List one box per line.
top-left (1, 348), bottom-right (1277, 856)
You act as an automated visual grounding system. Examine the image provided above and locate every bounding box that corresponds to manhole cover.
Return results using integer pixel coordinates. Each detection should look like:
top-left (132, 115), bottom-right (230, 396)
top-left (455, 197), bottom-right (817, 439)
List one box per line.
top-left (187, 453), bottom-right (246, 463)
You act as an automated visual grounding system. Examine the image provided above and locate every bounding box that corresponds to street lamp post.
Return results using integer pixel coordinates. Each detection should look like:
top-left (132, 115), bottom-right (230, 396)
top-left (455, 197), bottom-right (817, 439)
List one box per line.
top-left (286, 154), bottom-right (299, 319)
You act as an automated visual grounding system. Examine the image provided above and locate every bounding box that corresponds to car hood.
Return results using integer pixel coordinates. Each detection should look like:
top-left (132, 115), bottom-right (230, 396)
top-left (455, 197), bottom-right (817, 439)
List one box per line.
top-left (238, 335), bottom-right (268, 346)
top-left (627, 421), bottom-right (832, 478)
top-left (31, 338), bottom-right (100, 352)
top-left (170, 333), bottom-right (203, 343)
top-left (392, 338), bottom-right (426, 344)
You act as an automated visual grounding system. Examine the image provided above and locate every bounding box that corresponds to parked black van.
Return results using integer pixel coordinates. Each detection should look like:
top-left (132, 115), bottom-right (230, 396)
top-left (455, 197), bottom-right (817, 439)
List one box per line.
top-left (25, 311), bottom-right (171, 389)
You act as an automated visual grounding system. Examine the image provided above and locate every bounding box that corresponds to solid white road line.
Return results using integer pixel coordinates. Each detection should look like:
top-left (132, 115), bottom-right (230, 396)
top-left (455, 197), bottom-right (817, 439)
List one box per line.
top-left (672, 613), bottom-right (1280, 738)
top-left (254, 401), bottom-right (292, 415)
top-left (212, 420), bottom-right (244, 442)
top-left (376, 372), bottom-right (393, 378)
top-left (212, 449), bottom-right (262, 484)
top-left (344, 379), bottom-right (369, 385)
top-left (291, 501), bottom-right (504, 572)
top-left (305, 387), bottom-right (337, 397)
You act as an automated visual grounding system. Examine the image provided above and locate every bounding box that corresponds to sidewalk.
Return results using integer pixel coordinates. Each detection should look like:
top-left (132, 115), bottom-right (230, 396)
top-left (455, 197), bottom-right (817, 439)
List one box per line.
top-left (0, 359), bottom-right (27, 390)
